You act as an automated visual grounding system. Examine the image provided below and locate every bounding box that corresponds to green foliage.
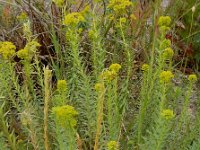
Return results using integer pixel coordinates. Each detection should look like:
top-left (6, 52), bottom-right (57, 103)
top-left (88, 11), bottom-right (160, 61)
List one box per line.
top-left (0, 0), bottom-right (199, 150)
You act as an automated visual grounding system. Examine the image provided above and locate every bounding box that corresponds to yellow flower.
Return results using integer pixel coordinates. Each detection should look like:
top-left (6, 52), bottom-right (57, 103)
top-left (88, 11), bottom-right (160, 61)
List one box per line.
top-left (159, 26), bottom-right (170, 34)
top-left (108, 0), bottom-right (133, 13)
top-left (25, 41), bottom-right (41, 53)
top-left (163, 47), bottom-right (174, 59)
top-left (188, 74), bottom-right (197, 83)
top-left (161, 109), bottom-right (174, 120)
top-left (109, 63), bottom-right (121, 73)
top-left (52, 0), bottom-right (64, 7)
top-left (158, 16), bottom-right (171, 27)
top-left (160, 71), bottom-right (174, 83)
top-left (0, 41), bottom-right (16, 59)
top-left (95, 83), bottom-right (105, 92)
top-left (57, 80), bottom-right (67, 92)
top-left (17, 49), bottom-right (29, 60)
top-left (107, 141), bottom-right (119, 150)
top-left (159, 39), bottom-right (171, 50)
top-left (100, 70), bottom-right (117, 82)
top-left (63, 12), bottom-right (85, 27)
top-left (17, 41), bottom-right (40, 60)
top-left (52, 105), bottom-right (78, 127)
top-left (141, 64), bottom-right (149, 72)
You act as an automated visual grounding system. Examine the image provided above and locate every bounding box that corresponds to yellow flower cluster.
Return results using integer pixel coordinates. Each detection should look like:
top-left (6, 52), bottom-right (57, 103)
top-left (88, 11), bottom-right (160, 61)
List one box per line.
top-left (163, 47), bottom-right (174, 60)
top-left (141, 64), bottom-right (149, 72)
top-left (188, 74), bottom-right (197, 83)
top-left (17, 49), bottom-right (29, 60)
top-left (159, 26), bottom-right (170, 34)
top-left (25, 41), bottom-right (41, 52)
top-left (17, 41), bottom-right (40, 60)
top-left (63, 12), bottom-right (85, 27)
top-left (107, 141), bottom-right (119, 150)
top-left (158, 16), bottom-right (171, 35)
top-left (101, 70), bottom-right (117, 82)
top-left (52, 105), bottom-right (78, 127)
top-left (57, 80), bottom-right (67, 92)
top-left (158, 16), bottom-right (171, 27)
top-left (17, 12), bottom-right (28, 22)
top-left (52, 0), bottom-right (64, 7)
top-left (108, 0), bottom-right (133, 13)
top-left (95, 83), bottom-right (105, 92)
top-left (161, 109), bottom-right (174, 120)
top-left (159, 33), bottom-right (173, 60)
top-left (0, 41), bottom-right (16, 59)
top-left (160, 71), bottom-right (174, 83)
top-left (109, 63), bottom-right (121, 73)
top-left (159, 39), bottom-right (171, 50)
top-left (100, 63), bottom-right (121, 82)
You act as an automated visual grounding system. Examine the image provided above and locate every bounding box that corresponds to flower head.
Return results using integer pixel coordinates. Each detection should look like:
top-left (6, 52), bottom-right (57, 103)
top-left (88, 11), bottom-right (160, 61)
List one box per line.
top-left (64, 12), bottom-right (85, 27)
top-left (158, 16), bottom-right (171, 27)
top-left (109, 63), bottom-right (121, 73)
top-left (0, 41), bottom-right (16, 59)
top-left (25, 41), bottom-right (41, 53)
top-left (95, 83), bottom-right (105, 92)
top-left (100, 70), bottom-right (117, 82)
top-left (141, 64), bottom-right (149, 72)
top-left (161, 109), bottom-right (174, 120)
top-left (188, 74), bottom-right (197, 83)
top-left (17, 49), bottom-right (29, 60)
top-left (159, 39), bottom-right (171, 50)
top-left (17, 41), bottom-right (40, 60)
top-left (163, 47), bottom-right (174, 60)
top-left (107, 141), bottom-right (119, 150)
top-left (57, 80), bottom-right (67, 92)
top-left (108, 0), bottom-right (133, 13)
top-left (160, 71), bottom-right (174, 83)
top-left (159, 26), bottom-right (170, 34)
top-left (52, 105), bottom-right (78, 127)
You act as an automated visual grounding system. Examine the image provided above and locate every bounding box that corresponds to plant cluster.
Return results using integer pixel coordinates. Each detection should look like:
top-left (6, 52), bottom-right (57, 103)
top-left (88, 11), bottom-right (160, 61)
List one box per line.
top-left (0, 0), bottom-right (199, 150)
